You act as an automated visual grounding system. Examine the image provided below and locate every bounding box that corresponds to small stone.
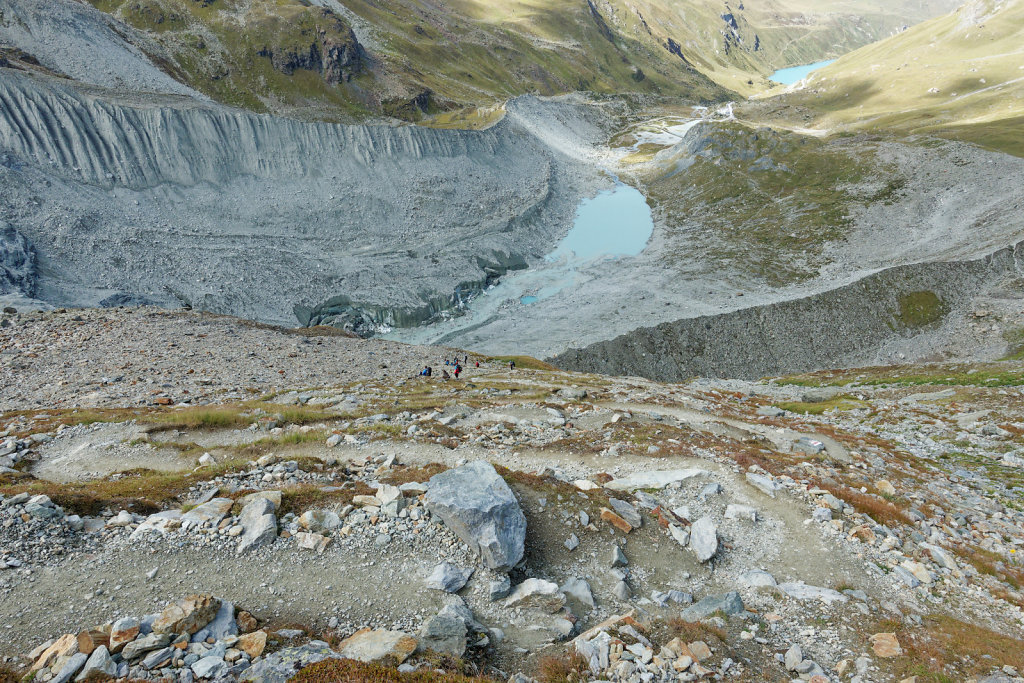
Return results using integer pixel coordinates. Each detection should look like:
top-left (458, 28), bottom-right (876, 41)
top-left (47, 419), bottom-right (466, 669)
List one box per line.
top-left (560, 577), bottom-right (595, 609)
top-left (611, 546), bottom-right (628, 567)
top-left (724, 504), bottom-right (757, 522)
top-left (689, 516), bottom-right (718, 562)
top-left (600, 508), bottom-right (633, 533)
top-left (785, 643), bottom-right (803, 670)
top-left (488, 576), bottom-right (511, 601)
top-left (875, 479), bottom-right (896, 496)
top-left (425, 562), bottom-right (474, 593)
top-left (870, 632), bottom-right (903, 658)
top-left (504, 578), bottom-right (565, 613)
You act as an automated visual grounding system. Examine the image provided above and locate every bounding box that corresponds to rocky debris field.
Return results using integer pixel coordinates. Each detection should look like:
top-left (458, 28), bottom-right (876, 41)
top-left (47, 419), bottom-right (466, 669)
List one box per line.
top-left (1, 308), bottom-right (1024, 682)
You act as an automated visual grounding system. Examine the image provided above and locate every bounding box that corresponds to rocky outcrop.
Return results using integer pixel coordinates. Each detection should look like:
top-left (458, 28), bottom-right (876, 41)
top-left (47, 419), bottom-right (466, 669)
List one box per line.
top-left (0, 221), bottom-right (37, 297)
top-left (256, 8), bottom-right (363, 85)
top-left (553, 239), bottom-right (1024, 382)
top-left (424, 461), bottom-right (526, 571)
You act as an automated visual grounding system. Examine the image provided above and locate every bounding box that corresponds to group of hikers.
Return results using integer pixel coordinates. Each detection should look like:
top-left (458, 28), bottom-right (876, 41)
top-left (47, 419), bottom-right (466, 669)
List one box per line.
top-left (419, 355), bottom-right (515, 380)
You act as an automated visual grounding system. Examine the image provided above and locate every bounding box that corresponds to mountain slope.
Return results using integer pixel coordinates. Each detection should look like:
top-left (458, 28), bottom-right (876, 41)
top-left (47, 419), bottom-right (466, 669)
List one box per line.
top-left (2, 0), bottom-right (961, 120)
top-left (768, 0), bottom-right (1024, 156)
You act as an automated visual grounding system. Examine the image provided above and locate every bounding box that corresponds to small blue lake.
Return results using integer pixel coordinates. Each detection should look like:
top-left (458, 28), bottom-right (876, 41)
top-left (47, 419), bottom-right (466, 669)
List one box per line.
top-left (770, 59), bottom-right (835, 85)
top-left (548, 182), bottom-right (653, 262)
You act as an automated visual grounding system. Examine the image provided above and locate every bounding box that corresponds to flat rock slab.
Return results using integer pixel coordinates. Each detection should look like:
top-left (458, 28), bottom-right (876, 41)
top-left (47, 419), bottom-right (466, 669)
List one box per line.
top-left (336, 629), bottom-right (418, 664)
top-left (182, 499), bottom-right (233, 526)
top-left (777, 582), bottom-right (848, 604)
top-left (739, 570), bottom-right (777, 588)
top-left (604, 469), bottom-right (706, 491)
top-left (869, 632), bottom-right (902, 658)
top-left (241, 641), bottom-right (341, 683)
top-left (680, 592), bottom-right (744, 622)
top-left (424, 461), bottom-right (526, 571)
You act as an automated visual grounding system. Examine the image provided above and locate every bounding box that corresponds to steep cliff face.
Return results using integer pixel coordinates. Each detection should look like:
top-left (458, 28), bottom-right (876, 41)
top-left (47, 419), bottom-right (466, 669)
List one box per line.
top-left (552, 242), bottom-right (1024, 381)
top-left (0, 72), bottom-right (608, 324)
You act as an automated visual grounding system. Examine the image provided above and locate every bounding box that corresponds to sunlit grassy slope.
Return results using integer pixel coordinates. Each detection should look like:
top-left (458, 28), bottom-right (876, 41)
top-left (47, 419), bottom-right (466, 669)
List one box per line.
top-left (83, 0), bottom-right (959, 120)
top-left (778, 0), bottom-right (1024, 156)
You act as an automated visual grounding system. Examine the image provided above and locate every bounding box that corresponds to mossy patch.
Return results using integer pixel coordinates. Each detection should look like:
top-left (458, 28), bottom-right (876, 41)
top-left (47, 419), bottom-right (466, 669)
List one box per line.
top-left (896, 291), bottom-right (947, 328)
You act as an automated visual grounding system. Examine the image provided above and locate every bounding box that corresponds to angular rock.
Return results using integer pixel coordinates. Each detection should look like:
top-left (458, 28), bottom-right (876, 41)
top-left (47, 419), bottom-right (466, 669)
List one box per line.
top-left (337, 629), bottom-right (417, 664)
top-left (561, 578), bottom-right (595, 609)
top-left (745, 472), bottom-right (781, 497)
top-left (237, 631), bottom-right (268, 659)
top-left (77, 627), bottom-right (110, 656)
top-left (425, 562), bottom-right (474, 593)
top-left (611, 546), bottom-right (628, 567)
top-left (424, 461), bottom-right (526, 570)
top-left (51, 653), bottom-right (87, 683)
top-left (418, 614), bottom-right (466, 657)
top-left (785, 644), bottom-right (803, 670)
top-left (777, 582), bottom-right (848, 604)
top-left (32, 634), bottom-right (79, 672)
top-left (75, 646), bottom-right (116, 682)
top-left (121, 633), bottom-right (170, 660)
top-left (240, 641), bottom-right (342, 682)
top-left (191, 656), bottom-right (227, 679)
top-left (153, 595), bottom-right (221, 636)
top-left (892, 566), bottom-right (921, 588)
top-left (600, 508), bottom-right (634, 533)
top-left (504, 578), bottom-right (566, 613)
top-left (608, 498), bottom-right (642, 528)
top-left (142, 646), bottom-right (174, 670)
top-left (192, 600), bottom-right (237, 643)
top-left (604, 469), bottom-right (706, 491)
top-left (689, 516), bottom-right (718, 562)
top-left (739, 569), bottom-right (777, 588)
top-left (295, 531), bottom-right (331, 553)
top-left (488, 576), bottom-right (511, 601)
top-left (181, 499), bottom-right (233, 526)
top-left (680, 592), bottom-right (744, 622)
top-left (238, 490), bottom-right (282, 510)
top-left (237, 499), bottom-right (278, 555)
top-left (109, 618), bottom-right (140, 654)
top-left (724, 504), bottom-right (757, 521)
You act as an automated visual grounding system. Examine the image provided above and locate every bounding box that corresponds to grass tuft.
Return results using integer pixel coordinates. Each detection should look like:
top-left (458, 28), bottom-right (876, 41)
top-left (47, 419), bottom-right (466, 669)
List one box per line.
top-left (288, 657), bottom-right (496, 682)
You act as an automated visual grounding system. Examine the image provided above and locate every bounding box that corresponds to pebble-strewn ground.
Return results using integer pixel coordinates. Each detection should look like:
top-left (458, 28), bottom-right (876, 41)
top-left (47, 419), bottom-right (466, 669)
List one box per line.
top-left (1, 309), bottom-right (1023, 683)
